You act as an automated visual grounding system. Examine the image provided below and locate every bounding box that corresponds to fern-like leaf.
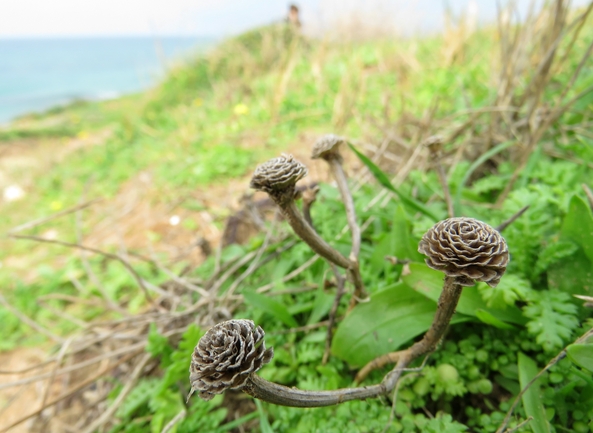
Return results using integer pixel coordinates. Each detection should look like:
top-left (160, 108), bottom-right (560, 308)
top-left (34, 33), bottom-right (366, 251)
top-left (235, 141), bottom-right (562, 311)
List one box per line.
top-left (523, 290), bottom-right (579, 352)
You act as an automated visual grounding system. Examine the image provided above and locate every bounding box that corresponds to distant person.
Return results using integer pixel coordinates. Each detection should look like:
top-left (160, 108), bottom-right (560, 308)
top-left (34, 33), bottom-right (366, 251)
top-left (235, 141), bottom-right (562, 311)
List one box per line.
top-left (286, 4), bottom-right (302, 29)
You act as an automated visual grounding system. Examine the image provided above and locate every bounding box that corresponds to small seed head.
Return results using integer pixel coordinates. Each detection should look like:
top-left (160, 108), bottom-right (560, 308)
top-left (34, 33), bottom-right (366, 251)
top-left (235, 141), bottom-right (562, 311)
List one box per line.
top-left (311, 134), bottom-right (345, 161)
top-left (418, 217), bottom-right (509, 287)
top-left (189, 319), bottom-right (273, 401)
top-left (250, 154), bottom-right (308, 196)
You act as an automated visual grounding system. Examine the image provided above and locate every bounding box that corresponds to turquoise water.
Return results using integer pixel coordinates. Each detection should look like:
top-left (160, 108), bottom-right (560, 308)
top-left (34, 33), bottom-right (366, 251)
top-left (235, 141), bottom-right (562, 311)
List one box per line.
top-left (0, 37), bottom-right (214, 123)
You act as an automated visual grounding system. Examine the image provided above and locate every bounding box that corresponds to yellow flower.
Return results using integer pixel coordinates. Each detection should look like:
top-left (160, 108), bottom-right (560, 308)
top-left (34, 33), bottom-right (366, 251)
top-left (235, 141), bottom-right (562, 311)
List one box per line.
top-left (50, 201), bottom-right (63, 211)
top-left (233, 103), bottom-right (249, 115)
top-left (77, 130), bottom-right (89, 140)
top-left (193, 98), bottom-right (203, 107)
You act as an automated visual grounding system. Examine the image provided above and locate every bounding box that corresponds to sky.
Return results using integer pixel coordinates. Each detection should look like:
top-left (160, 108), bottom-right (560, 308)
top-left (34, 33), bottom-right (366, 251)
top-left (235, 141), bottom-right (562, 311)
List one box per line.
top-left (0, 0), bottom-right (590, 39)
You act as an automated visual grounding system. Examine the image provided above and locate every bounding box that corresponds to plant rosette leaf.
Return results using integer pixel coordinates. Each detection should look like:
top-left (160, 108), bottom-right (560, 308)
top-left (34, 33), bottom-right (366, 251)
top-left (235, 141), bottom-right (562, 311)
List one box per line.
top-left (562, 195), bottom-right (593, 263)
top-left (547, 195), bottom-right (593, 296)
top-left (347, 142), bottom-right (439, 221)
top-left (566, 343), bottom-right (593, 373)
top-left (403, 263), bottom-right (526, 327)
top-left (518, 352), bottom-right (551, 433)
top-left (331, 282), bottom-right (469, 367)
top-left (243, 291), bottom-right (298, 328)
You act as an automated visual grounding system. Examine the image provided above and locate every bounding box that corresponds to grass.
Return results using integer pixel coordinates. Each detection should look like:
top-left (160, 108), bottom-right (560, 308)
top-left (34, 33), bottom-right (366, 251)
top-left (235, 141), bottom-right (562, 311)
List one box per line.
top-left (1, 2), bottom-right (593, 432)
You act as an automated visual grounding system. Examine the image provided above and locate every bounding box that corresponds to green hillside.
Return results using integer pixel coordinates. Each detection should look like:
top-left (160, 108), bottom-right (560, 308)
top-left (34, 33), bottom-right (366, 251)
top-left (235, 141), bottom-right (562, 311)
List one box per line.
top-left (1, 3), bottom-right (593, 432)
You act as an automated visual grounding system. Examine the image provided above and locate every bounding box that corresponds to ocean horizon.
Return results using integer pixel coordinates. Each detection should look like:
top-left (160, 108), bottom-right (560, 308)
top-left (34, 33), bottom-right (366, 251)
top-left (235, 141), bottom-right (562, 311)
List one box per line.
top-left (0, 36), bottom-right (215, 124)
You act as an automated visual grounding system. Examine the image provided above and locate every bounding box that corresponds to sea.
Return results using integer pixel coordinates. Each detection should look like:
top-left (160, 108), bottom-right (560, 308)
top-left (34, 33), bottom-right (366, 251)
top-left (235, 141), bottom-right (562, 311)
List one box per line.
top-left (0, 37), bottom-right (215, 124)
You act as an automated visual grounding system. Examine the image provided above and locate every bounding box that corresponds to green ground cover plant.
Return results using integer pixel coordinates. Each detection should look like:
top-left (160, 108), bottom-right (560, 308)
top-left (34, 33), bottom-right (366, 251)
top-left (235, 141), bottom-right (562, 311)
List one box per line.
top-left (1, 1), bottom-right (593, 432)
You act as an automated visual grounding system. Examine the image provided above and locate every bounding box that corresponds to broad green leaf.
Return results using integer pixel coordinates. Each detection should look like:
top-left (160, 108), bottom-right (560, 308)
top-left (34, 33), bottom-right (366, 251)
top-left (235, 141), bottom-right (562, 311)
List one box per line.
top-left (562, 195), bottom-right (593, 263)
top-left (518, 352), bottom-right (550, 433)
top-left (307, 288), bottom-right (335, 325)
top-left (243, 291), bottom-right (298, 328)
top-left (547, 245), bottom-right (593, 297)
top-left (475, 309), bottom-right (514, 329)
top-left (347, 142), bottom-right (439, 221)
top-left (403, 263), bottom-right (527, 325)
top-left (368, 230), bottom-right (397, 276)
top-left (566, 343), bottom-right (593, 373)
top-left (331, 282), bottom-right (469, 367)
top-left (391, 204), bottom-right (424, 262)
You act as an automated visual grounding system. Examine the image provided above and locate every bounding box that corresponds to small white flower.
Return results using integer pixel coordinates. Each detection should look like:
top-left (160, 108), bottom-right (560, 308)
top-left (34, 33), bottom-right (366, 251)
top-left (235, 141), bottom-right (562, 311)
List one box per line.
top-left (169, 215), bottom-right (181, 226)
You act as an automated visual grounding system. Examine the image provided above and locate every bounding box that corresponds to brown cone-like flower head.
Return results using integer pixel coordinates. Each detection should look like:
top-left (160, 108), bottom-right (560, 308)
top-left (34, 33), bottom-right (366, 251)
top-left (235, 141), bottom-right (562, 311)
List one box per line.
top-left (250, 154), bottom-right (308, 197)
top-left (189, 319), bottom-right (273, 401)
top-left (311, 134), bottom-right (345, 161)
top-left (418, 217), bottom-right (509, 287)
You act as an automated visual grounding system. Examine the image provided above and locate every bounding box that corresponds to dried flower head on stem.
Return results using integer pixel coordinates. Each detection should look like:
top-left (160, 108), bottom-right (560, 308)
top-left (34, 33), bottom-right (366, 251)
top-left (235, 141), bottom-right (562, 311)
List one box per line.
top-left (189, 319), bottom-right (273, 401)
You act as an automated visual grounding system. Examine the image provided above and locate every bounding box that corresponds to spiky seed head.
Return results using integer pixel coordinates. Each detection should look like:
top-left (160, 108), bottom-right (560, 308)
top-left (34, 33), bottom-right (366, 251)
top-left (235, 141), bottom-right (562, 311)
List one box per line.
top-left (311, 134), bottom-right (345, 161)
top-left (189, 319), bottom-right (273, 401)
top-left (250, 154), bottom-right (308, 196)
top-left (418, 217), bottom-right (509, 287)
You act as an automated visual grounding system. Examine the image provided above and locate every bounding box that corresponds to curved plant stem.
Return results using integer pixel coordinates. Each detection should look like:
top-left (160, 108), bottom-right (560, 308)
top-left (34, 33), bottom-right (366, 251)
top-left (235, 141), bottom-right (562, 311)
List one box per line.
top-left (356, 276), bottom-right (463, 382)
top-left (244, 355), bottom-right (411, 407)
top-left (239, 277), bottom-right (464, 408)
top-left (298, 185), bottom-right (350, 364)
top-left (495, 205), bottom-right (530, 232)
top-left (281, 199), bottom-right (352, 269)
top-left (324, 156), bottom-right (366, 306)
top-left (322, 268), bottom-right (346, 365)
top-left (328, 158), bottom-right (361, 258)
top-left (355, 351), bottom-right (404, 383)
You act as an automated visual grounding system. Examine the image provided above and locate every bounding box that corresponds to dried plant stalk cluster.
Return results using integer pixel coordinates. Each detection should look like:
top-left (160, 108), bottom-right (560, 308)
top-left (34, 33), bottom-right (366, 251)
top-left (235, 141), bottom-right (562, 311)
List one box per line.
top-left (190, 319), bottom-right (274, 400)
top-left (418, 217), bottom-right (509, 287)
top-left (250, 154), bottom-right (308, 197)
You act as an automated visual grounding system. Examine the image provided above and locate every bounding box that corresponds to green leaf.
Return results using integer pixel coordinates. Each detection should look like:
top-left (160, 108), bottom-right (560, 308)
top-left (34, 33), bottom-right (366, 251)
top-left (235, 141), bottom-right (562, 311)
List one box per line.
top-left (454, 140), bottom-right (514, 215)
top-left (403, 263), bottom-right (526, 325)
top-left (477, 274), bottom-right (532, 309)
top-left (523, 290), bottom-right (579, 352)
top-left (347, 142), bottom-right (439, 221)
top-left (566, 343), bottom-right (593, 373)
top-left (255, 400), bottom-right (273, 433)
top-left (331, 282), bottom-right (469, 367)
top-left (562, 195), bottom-right (593, 263)
top-left (243, 291), bottom-right (298, 328)
top-left (534, 240), bottom-right (579, 276)
top-left (146, 323), bottom-right (173, 366)
top-left (307, 288), bottom-right (335, 325)
top-left (391, 204), bottom-right (425, 262)
top-left (474, 309), bottom-right (514, 329)
top-left (517, 352), bottom-right (550, 433)
top-left (546, 245), bottom-right (593, 296)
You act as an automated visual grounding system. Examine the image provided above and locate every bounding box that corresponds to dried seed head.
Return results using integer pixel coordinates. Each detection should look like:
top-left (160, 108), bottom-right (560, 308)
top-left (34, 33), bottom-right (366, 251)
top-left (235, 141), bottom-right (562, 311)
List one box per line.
top-left (418, 217), bottom-right (509, 287)
top-left (311, 134), bottom-right (345, 161)
top-left (250, 154), bottom-right (308, 196)
top-left (189, 319), bottom-right (273, 401)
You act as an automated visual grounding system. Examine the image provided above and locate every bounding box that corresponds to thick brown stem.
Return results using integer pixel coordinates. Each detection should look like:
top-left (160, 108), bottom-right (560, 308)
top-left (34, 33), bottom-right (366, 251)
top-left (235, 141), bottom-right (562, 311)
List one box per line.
top-left (356, 276), bottom-right (463, 382)
top-left (408, 276), bottom-right (463, 357)
top-left (281, 199), bottom-right (352, 269)
top-left (243, 355), bottom-right (411, 407)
